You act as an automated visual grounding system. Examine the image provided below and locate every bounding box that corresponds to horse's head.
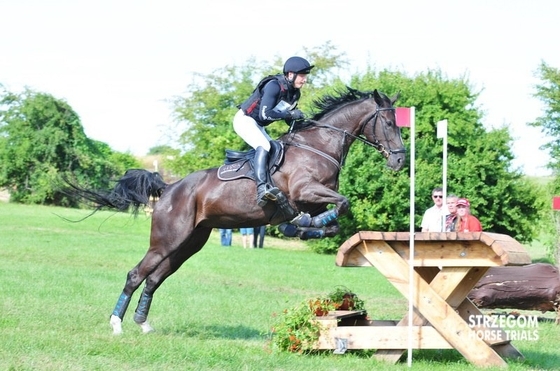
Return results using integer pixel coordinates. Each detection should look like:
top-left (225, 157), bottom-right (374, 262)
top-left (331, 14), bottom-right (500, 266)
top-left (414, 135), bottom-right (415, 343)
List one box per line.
top-left (364, 90), bottom-right (406, 171)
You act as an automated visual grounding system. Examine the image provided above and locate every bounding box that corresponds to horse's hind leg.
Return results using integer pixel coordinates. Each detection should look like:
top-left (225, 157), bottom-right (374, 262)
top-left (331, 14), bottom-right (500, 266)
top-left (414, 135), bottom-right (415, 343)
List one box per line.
top-left (109, 235), bottom-right (194, 334)
top-left (132, 227), bottom-right (213, 333)
top-left (109, 254), bottom-right (163, 335)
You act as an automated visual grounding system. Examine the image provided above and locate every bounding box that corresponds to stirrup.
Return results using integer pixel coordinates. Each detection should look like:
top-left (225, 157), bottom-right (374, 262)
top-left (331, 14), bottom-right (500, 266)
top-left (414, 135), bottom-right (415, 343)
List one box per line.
top-left (257, 185), bottom-right (280, 206)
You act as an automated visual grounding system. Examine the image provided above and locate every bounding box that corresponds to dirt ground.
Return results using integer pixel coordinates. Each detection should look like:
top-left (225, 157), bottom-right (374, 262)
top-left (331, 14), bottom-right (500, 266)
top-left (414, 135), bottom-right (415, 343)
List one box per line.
top-left (0, 189), bottom-right (9, 202)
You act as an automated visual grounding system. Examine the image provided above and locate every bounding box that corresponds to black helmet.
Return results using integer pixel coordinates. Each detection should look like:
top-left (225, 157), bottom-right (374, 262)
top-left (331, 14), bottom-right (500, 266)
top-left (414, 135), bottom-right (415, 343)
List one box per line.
top-left (283, 56), bottom-right (314, 74)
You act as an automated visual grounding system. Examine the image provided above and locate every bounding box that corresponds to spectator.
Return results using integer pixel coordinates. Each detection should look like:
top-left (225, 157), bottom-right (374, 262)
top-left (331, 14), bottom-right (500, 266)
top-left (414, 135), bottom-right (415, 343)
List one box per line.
top-left (421, 187), bottom-right (448, 232)
top-left (239, 228), bottom-right (253, 248)
top-left (219, 229), bottom-right (232, 246)
top-left (253, 226), bottom-right (266, 248)
top-left (444, 194), bottom-right (459, 231)
top-left (455, 198), bottom-right (482, 232)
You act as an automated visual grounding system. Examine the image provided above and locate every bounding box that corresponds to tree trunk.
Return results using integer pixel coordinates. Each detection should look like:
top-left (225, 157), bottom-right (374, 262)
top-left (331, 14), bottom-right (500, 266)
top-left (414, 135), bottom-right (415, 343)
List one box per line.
top-left (468, 263), bottom-right (560, 323)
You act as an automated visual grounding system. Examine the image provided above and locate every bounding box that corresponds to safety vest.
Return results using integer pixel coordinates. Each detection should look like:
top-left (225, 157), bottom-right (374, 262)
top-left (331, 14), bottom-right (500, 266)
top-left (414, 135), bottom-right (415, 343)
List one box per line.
top-left (239, 74), bottom-right (300, 126)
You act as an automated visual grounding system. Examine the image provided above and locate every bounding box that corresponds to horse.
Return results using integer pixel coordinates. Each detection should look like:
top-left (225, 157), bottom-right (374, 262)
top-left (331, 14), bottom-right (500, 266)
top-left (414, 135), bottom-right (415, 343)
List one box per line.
top-left (66, 87), bottom-right (406, 334)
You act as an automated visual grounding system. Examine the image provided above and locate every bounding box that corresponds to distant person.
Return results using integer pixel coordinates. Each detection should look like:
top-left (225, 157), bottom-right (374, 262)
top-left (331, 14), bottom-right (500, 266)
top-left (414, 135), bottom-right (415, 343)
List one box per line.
top-left (219, 229), bottom-right (232, 246)
top-left (253, 226), bottom-right (266, 248)
top-left (444, 194), bottom-right (459, 232)
top-left (455, 198), bottom-right (482, 232)
top-left (421, 187), bottom-right (448, 232)
top-left (239, 227), bottom-right (253, 248)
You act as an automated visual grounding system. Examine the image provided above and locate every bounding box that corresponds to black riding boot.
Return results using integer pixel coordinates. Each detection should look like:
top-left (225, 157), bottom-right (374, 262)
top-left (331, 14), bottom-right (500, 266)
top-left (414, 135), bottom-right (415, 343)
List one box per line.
top-left (254, 146), bottom-right (279, 207)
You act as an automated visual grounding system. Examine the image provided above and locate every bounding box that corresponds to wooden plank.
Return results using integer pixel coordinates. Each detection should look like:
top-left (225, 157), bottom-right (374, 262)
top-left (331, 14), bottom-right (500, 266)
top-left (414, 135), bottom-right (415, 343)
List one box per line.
top-left (456, 298), bottom-right (525, 359)
top-left (357, 242), bottom-right (508, 368)
top-left (375, 267), bottom-right (486, 363)
top-left (390, 240), bottom-right (503, 267)
top-left (319, 310), bottom-right (367, 320)
top-left (316, 325), bottom-right (453, 350)
top-left (336, 231), bottom-right (531, 268)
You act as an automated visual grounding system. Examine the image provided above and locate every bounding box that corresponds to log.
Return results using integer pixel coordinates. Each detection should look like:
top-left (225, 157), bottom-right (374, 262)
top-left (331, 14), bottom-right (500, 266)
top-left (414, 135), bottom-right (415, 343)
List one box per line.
top-left (468, 263), bottom-right (560, 315)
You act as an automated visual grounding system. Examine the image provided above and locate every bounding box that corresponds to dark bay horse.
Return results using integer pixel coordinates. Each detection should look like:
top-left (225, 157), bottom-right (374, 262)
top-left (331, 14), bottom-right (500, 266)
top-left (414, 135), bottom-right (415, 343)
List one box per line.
top-left (67, 88), bottom-right (406, 334)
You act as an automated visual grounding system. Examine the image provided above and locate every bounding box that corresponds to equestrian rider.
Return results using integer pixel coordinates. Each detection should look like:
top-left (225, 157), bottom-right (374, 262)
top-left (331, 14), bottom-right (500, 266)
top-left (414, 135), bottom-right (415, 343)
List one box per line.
top-left (233, 56), bottom-right (313, 206)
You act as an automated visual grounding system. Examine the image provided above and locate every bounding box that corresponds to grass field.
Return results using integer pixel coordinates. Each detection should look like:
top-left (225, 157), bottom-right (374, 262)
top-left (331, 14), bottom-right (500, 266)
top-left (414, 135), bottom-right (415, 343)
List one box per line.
top-left (0, 202), bottom-right (558, 371)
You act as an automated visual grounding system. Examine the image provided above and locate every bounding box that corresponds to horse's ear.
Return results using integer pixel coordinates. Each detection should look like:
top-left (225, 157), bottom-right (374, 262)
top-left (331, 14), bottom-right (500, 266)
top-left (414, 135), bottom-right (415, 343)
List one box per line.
top-left (373, 89), bottom-right (382, 104)
top-left (390, 91), bottom-right (401, 106)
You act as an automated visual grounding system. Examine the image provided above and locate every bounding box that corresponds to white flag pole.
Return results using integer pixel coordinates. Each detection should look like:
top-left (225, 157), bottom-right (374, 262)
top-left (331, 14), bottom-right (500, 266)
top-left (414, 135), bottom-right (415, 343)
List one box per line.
top-left (437, 120), bottom-right (448, 207)
top-left (407, 107), bottom-right (416, 367)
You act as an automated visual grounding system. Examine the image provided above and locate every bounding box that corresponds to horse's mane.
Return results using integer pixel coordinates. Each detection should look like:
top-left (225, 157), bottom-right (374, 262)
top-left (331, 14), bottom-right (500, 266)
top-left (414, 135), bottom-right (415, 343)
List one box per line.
top-left (310, 86), bottom-right (380, 121)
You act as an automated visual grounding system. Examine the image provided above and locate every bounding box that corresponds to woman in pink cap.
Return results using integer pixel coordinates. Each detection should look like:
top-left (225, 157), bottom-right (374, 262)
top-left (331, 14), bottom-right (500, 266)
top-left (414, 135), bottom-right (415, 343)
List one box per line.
top-left (455, 198), bottom-right (482, 232)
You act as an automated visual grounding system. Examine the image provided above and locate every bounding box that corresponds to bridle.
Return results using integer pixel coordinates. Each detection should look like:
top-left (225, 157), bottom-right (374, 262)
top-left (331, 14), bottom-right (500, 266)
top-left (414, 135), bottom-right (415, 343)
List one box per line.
top-left (287, 105), bottom-right (405, 169)
top-left (356, 107), bottom-right (406, 158)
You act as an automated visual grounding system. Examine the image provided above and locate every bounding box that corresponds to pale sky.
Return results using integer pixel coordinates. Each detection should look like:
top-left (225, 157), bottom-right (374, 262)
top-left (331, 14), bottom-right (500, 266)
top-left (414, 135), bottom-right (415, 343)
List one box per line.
top-left (1, 0), bottom-right (558, 176)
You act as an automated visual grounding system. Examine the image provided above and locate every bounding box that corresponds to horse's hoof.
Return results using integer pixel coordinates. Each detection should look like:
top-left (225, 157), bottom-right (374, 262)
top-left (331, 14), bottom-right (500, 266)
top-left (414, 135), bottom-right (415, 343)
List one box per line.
top-left (110, 314), bottom-right (123, 335)
top-left (138, 321), bottom-right (154, 334)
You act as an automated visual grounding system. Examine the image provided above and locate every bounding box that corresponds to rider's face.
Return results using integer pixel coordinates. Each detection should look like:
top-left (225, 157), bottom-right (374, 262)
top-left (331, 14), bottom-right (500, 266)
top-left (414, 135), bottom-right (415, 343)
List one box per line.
top-left (291, 73), bottom-right (309, 89)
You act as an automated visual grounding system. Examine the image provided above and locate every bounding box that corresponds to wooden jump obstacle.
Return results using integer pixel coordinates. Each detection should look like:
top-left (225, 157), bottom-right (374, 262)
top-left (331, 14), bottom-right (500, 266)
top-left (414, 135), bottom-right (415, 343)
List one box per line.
top-left (315, 231), bottom-right (532, 368)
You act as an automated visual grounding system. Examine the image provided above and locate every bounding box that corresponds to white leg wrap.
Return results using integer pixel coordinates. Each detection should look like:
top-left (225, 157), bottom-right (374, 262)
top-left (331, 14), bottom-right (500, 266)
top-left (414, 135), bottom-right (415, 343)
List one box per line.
top-left (110, 315), bottom-right (123, 335)
top-left (138, 321), bottom-right (154, 333)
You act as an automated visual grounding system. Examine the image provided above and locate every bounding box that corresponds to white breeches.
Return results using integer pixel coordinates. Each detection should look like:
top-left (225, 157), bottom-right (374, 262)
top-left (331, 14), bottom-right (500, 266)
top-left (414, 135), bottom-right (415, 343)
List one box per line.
top-left (233, 109), bottom-right (272, 152)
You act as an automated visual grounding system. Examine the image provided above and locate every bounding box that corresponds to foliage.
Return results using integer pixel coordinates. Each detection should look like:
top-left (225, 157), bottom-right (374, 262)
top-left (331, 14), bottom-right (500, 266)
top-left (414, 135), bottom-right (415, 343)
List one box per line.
top-left (271, 299), bottom-right (328, 353)
top-left (530, 61), bottom-right (560, 172)
top-left (271, 287), bottom-right (365, 353)
top-left (147, 144), bottom-right (180, 156)
top-left (0, 87), bottom-right (140, 206)
top-left (529, 61), bottom-right (560, 263)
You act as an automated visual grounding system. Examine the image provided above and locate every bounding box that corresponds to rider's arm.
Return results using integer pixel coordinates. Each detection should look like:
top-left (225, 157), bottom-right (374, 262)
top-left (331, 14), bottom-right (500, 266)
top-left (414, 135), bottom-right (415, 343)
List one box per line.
top-left (259, 81), bottom-right (293, 121)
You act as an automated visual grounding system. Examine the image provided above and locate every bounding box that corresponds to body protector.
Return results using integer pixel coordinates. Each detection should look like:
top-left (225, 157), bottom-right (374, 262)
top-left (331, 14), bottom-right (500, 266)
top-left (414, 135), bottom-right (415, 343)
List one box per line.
top-left (239, 74), bottom-right (300, 126)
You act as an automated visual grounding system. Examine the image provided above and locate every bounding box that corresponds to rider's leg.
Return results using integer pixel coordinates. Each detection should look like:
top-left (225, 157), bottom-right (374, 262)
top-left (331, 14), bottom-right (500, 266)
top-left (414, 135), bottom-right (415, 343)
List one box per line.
top-left (254, 146), bottom-right (279, 206)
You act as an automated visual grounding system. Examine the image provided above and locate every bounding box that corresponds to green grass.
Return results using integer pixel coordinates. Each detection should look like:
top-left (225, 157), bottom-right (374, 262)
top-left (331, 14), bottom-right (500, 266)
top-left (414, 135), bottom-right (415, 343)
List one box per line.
top-left (0, 202), bottom-right (558, 370)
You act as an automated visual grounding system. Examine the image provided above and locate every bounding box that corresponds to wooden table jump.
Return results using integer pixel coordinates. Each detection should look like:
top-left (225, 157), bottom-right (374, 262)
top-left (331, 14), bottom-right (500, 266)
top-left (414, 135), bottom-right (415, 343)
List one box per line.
top-left (316, 231), bottom-right (532, 368)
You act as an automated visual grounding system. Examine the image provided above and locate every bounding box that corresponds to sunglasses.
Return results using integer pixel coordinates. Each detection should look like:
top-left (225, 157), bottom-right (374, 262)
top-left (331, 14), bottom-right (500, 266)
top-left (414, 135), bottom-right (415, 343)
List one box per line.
top-left (432, 195), bottom-right (443, 199)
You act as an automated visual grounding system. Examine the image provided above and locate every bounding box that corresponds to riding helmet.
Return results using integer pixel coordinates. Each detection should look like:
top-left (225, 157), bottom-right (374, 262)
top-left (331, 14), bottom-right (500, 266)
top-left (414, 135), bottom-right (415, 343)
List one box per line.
top-left (283, 56), bottom-right (314, 74)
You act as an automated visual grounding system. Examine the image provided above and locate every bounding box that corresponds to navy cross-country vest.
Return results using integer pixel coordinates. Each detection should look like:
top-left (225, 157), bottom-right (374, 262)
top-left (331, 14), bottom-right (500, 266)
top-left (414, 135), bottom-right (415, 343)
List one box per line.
top-left (239, 74), bottom-right (300, 126)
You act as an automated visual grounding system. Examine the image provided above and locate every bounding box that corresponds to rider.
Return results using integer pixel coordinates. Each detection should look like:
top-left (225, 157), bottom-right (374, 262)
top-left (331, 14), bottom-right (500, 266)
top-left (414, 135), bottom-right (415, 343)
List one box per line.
top-left (234, 56), bottom-right (313, 207)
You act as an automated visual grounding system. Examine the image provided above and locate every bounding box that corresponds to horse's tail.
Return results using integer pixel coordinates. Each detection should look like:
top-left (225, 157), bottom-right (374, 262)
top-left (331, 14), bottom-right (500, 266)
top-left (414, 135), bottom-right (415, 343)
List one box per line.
top-left (63, 169), bottom-right (168, 215)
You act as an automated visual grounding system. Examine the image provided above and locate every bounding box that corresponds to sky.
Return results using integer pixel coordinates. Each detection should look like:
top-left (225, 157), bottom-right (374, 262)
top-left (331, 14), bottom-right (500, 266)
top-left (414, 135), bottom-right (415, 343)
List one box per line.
top-left (1, 0), bottom-right (559, 176)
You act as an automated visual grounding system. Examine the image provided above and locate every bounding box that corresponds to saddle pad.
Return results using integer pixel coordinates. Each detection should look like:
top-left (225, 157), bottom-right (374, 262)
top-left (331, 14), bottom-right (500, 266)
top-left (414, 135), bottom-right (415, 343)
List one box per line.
top-left (217, 160), bottom-right (254, 181)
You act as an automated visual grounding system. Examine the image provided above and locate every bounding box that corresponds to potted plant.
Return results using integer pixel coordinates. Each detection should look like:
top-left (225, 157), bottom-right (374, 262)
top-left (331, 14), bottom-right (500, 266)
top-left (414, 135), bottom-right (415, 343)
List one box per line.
top-left (326, 286), bottom-right (365, 311)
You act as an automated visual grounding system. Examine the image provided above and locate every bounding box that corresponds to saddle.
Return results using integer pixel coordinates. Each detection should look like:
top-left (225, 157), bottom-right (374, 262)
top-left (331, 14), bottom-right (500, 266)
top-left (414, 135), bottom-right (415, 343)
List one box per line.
top-left (217, 141), bottom-right (284, 182)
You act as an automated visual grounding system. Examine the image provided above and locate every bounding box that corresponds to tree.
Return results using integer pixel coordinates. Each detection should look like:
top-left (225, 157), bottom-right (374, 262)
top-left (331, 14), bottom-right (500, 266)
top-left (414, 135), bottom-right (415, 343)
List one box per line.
top-left (530, 61), bottom-right (560, 172)
top-left (530, 61), bottom-right (560, 263)
top-left (0, 87), bottom-right (140, 206)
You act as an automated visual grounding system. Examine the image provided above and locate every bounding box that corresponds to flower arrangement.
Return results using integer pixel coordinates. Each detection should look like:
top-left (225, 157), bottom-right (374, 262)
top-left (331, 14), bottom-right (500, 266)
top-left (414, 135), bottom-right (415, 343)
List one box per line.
top-left (270, 287), bottom-right (365, 353)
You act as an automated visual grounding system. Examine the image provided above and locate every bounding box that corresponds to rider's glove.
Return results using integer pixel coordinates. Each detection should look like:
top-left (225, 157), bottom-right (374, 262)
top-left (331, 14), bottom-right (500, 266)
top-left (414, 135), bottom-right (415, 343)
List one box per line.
top-left (288, 109), bottom-right (305, 121)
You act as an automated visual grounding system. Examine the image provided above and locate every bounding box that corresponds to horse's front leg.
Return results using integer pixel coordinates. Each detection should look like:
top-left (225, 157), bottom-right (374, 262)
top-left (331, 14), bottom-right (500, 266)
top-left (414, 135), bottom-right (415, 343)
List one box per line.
top-left (281, 185), bottom-right (349, 238)
top-left (293, 185), bottom-right (349, 226)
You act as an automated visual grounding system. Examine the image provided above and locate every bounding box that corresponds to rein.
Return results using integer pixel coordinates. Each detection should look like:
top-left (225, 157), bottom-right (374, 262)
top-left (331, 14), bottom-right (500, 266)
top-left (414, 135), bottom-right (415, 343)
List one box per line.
top-left (288, 106), bottom-right (405, 167)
